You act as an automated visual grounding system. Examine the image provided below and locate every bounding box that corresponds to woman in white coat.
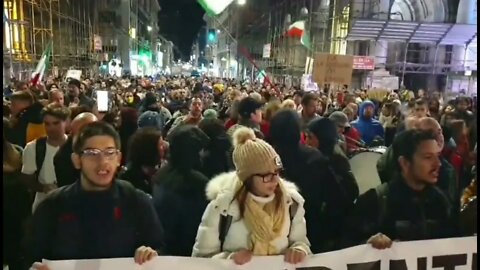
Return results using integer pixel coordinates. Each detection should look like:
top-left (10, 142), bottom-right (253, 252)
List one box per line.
top-left (192, 127), bottom-right (311, 265)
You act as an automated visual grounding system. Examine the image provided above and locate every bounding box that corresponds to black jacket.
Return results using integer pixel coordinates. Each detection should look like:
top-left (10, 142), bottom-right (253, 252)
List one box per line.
top-left (269, 110), bottom-right (350, 253)
top-left (152, 165), bottom-right (209, 256)
top-left (28, 180), bottom-right (164, 263)
top-left (152, 125), bottom-right (209, 256)
top-left (54, 136), bottom-right (78, 187)
top-left (344, 177), bottom-right (459, 247)
top-left (200, 133), bottom-right (233, 179)
top-left (118, 166), bottom-right (153, 194)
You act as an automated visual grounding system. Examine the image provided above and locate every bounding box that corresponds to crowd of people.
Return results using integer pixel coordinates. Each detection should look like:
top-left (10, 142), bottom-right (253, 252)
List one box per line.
top-left (2, 75), bottom-right (477, 270)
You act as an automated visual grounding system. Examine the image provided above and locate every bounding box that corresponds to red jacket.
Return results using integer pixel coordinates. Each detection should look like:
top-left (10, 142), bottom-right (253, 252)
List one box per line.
top-left (224, 118), bottom-right (237, 130)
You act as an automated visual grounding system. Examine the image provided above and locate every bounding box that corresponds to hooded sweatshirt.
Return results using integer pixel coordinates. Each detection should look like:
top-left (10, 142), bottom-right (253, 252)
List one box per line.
top-left (351, 100), bottom-right (384, 145)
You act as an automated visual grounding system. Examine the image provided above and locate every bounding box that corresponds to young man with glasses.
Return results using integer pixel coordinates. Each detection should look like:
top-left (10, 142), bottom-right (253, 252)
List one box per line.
top-left (29, 122), bottom-right (164, 270)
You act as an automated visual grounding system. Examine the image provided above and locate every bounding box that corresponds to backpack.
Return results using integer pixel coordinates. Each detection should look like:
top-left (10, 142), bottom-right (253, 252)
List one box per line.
top-left (35, 137), bottom-right (48, 176)
top-left (218, 201), bottom-right (299, 251)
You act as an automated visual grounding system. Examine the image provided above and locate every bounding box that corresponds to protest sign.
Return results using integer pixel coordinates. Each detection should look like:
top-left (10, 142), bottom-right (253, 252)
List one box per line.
top-left (64, 69), bottom-right (82, 81)
top-left (44, 236), bottom-right (476, 270)
top-left (312, 53), bottom-right (354, 86)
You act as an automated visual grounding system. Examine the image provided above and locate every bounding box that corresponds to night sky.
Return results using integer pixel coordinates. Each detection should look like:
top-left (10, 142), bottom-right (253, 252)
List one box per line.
top-left (158, 0), bottom-right (206, 60)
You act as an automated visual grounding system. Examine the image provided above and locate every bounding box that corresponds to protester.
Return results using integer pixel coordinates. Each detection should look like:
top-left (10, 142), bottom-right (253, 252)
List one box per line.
top-left (226, 96), bottom-right (264, 139)
top-left (3, 125), bottom-right (31, 270)
top-left (54, 112), bottom-right (98, 187)
top-left (192, 127), bottom-right (311, 265)
top-left (28, 122), bottom-right (164, 270)
top-left (119, 128), bottom-right (164, 194)
top-left (7, 91), bottom-right (46, 147)
top-left (346, 129), bottom-right (458, 248)
top-left (198, 118), bottom-right (233, 178)
top-left (20, 103), bottom-right (70, 213)
top-left (153, 125), bottom-right (209, 256)
top-left (351, 100), bottom-right (384, 146)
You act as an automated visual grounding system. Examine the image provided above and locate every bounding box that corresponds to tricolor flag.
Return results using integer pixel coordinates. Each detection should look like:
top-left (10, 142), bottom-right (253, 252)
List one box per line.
top-left (198, 0), bottom-right (234, 16)
top-left (286, 20), bottom-right (312, 50)
top-left (30, 41), bottom-right (52, 86)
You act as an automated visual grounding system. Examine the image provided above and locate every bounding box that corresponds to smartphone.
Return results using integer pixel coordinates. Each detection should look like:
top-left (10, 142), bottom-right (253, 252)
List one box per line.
top-left (96, 90), bottom-right (109, 112)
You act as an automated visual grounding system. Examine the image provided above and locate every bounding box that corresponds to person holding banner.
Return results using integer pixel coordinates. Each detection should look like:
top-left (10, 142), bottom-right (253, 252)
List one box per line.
top-left (346, 129), bottom-right (458, 249)
top-left (28, 122), bottom-right (164, 270)
top-left (192, 127), bottom-right (311, 265)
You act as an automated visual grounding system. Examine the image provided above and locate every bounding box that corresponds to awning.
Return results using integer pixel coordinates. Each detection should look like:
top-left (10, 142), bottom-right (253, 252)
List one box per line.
top-left (346, 19), bottom-right (477, 46)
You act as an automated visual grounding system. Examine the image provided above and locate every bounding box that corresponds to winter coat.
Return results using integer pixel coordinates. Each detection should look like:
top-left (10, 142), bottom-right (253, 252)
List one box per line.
top-left (192, 172), bottom-right (311, 258)
top-left (269, 110), bottom-right (357, 253)
top-left (344, 177), bottom-right (459, 247)
top-left (152, 164), bottom-right (209, 256)
top-left (28, 180), bottom-right (164, 263)
top-left (351, 100), bottom-right (384, 145)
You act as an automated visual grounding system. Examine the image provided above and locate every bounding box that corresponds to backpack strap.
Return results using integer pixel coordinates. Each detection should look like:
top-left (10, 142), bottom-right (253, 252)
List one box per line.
top-left (35, 137), bottom-right (48, 176)
top-left (375, 183), bottom-right (389, 227)
top-left (287, 200), bottom-right (299, 238)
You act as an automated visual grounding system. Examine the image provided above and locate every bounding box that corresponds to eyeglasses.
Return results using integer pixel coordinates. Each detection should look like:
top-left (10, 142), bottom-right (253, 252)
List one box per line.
top-left (253, 171), bottom-right (281, 183)
top-left (80, 148), bottom-right (120, 160)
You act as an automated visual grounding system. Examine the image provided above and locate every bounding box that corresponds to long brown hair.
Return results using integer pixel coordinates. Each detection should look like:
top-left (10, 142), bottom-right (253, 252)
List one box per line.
top-left (233, 177), bottom-right (284, 218)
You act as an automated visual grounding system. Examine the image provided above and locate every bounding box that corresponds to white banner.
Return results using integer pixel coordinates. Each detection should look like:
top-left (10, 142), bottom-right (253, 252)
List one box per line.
top-left (44, 237), bottom-right (477, 270)
top-left (262, 44), bottom-right (271, 59)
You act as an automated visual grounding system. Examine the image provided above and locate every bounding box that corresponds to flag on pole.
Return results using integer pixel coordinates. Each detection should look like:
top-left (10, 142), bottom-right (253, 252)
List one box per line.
top-left (301, 30), bottom-right (312, 50)
top-left (286, 20), bottom-right (305, 38)
top-left (198, 0), bottom-right (234, 16)
top-left (31, 41), bottom-right (52, 86)
top-left (286, 20), bottom-right (312, 50)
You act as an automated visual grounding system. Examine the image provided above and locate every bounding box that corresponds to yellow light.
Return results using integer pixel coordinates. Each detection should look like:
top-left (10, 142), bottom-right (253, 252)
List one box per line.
top-left (4, 8), bottom-right (11, 50)
top-left (129, 28), bottom-right (136, 39)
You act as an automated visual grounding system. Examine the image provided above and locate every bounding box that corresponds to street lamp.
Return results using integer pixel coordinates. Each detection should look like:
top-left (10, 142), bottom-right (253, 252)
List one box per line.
top-left (147, 26), bottom-right (153, 32)
top-left (237, 0), bottom-right (246, 5)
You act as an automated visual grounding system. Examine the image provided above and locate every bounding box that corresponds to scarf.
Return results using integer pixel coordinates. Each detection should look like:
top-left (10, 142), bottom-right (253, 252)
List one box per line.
top-left (243, 184), bottom-right (286, 255)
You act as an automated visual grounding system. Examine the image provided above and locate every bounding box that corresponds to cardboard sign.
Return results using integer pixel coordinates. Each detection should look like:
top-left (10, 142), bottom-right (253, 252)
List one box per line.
top-left (65, 70), bottom-right (82, 81)
top-left (313, 53), bottom-right (354, 86)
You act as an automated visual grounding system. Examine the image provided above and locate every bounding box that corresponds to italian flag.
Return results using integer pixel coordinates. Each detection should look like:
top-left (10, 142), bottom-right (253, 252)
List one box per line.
top-left (286, 20), bottom-right (312, 50)
top-left (30, 41), bottom-right (52, 86)
top-left (198, 0), bottom-right (234, 16)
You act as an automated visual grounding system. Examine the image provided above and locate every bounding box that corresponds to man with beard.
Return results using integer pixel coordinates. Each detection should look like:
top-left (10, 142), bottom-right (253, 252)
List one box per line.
top-left (66, 79), bottom-right (95, 110)
top-left (29, 122), bottom-right (164, 270)
top-left (345, 129), bottom-right (459, 249)
top-left (351, 100), bottom-right (384, 146)
top-left (167, 97), bottom-right (204, 138)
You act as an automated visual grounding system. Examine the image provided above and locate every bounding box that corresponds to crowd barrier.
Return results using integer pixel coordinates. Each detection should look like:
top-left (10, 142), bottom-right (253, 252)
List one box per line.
top-left (44, 236), bottom-right (476, 270)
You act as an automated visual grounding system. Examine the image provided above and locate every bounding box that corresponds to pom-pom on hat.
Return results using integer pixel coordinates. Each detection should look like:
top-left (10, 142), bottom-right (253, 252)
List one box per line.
top-left (232, 127), bottom-right (282, 182)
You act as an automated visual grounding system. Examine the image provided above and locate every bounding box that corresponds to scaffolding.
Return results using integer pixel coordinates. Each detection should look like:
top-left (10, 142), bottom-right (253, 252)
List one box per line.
top-left (4, 0), bottom-right (97, 81)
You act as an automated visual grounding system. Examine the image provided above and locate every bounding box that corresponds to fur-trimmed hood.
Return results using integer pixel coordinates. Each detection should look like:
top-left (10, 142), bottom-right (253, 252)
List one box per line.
top-left (205, 171), bottom-right (305, 215)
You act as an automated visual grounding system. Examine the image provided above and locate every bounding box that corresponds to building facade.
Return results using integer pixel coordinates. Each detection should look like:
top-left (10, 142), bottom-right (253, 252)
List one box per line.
top-left (96, 0), bottom-right (162, 76)
top-left (203, 0), bottom-right (476, 93)
top-left (4, 0), bottom-right (97, 81)
top-left (3, 0), bottom-right (164, 82)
